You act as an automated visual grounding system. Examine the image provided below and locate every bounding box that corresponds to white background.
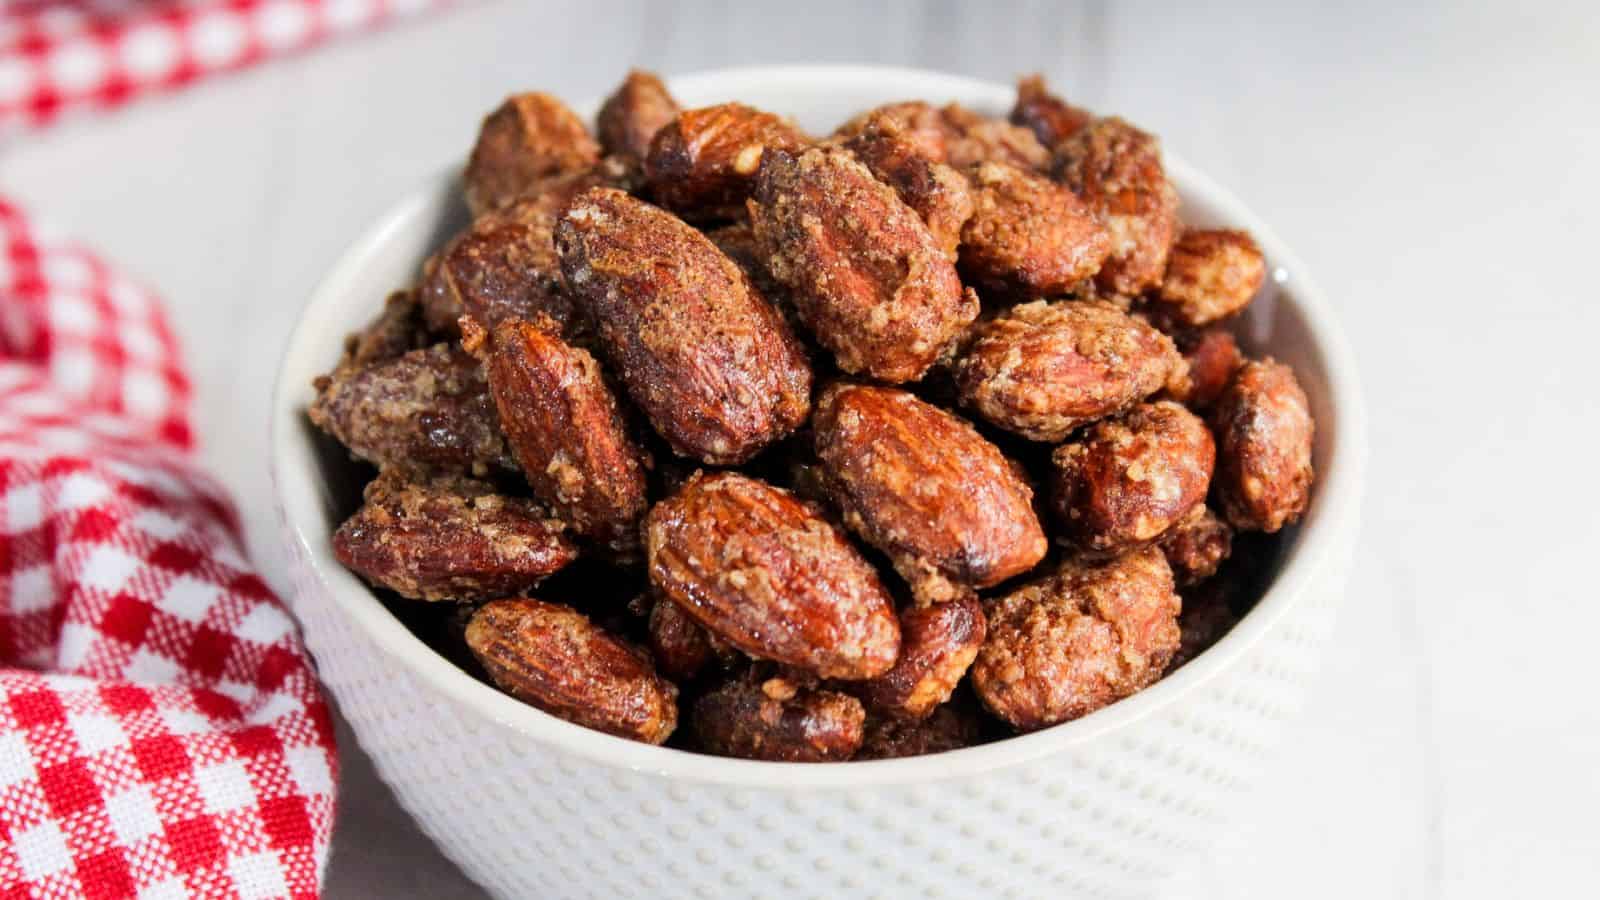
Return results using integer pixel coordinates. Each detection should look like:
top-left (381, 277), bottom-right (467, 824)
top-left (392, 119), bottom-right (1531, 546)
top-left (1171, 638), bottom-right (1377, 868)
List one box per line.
top-left (4, 1), bottom-right (1597, 896)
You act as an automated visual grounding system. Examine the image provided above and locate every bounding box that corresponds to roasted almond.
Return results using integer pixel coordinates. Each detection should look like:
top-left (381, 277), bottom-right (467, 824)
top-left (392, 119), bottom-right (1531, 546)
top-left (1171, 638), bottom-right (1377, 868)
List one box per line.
top-left (954, 300), bottom-right (1183, 442)
top-left (644, 102), bottom-right (808, 220)
top-left (465, 92), bottom-right (600, 216)
top-left (466, 598), bottom-right (677, 744)
top-left (972, 547), bottom-right (1181, 731)
top-left (850, 596), bottom-right (986, 721)
top-left (644, 471), bottom-right (900, 680)
top-left (1211, 359), bottom-right (1315, 532)
top-left (749, 146), bottom-right (978, 383)
top-left (1157, 504), bottom-right (1234, 587)
top-left (309, 343), bottom-right (514, 478)
top-left (1054, 116), bottom-right (1180, 295)
top-left (555, 187), bottom-right (812, 464)
top-left (692, 673), bottom-right (865, 762)
top-left (1009, 74), bottom-right (1092, 152)
top-left (1151, 228), bottom-right (1266, 328)
top-left (839, 110), bottom-right (975, 259)
top-left (596, 69), bottom-right (681, 170)
top-left (1050, 400), bottom-right (1215, 553)
top-left (333, 470), bottom-right (576, 601)
top-left (469, 318), bottom-right (650, 554)
top-left (813, 383), bottom-right (1045, 602)
top-left (939, 103), bottom-right (1052, 171)
top-left (959, 160), bottom-right (1111, 297)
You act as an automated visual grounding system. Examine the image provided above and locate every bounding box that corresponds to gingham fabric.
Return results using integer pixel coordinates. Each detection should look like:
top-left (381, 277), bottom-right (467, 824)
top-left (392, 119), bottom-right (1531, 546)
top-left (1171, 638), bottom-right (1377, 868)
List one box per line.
top-left (0, 198), bottom-right (338, 898)
top-left (0, 0), bottom-right (454, 132)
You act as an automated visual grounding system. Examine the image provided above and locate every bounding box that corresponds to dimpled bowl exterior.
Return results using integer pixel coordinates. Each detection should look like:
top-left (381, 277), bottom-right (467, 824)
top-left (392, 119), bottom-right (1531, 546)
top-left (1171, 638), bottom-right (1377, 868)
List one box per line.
top-left (271, 68), bottom-right (1365, 900)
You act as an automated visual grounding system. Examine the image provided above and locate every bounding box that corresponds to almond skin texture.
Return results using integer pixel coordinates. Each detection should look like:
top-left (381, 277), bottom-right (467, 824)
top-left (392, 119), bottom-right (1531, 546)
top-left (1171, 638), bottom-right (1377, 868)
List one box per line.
top-left (596, 69), bottom-right (680, 169)
top-left (1055, 117), bottom-right (1180, 295)
top-left (1170, 327), bottom-right (1244, 411)
top-left (851, 596), bottom-right (987, 721)
top-left (644, 102), bottom-right (809, 221)
top-left (1211, 359), bottom-right (1315, 532)
top-left (421, 169), bottom-right (619, 338)
top-left (959, 160), bottom-right (1112, 297)
top-left (749, 147), bottom-right (978, 383)
top-left (972, 547), bottom-right (1181, 732)
top-left (857, 703), bottom-right (982, 760)
top-left (465, 93), bottom-right (600, 216)
top-left (813, 384), bottom-right (1046, 602)
top-left (309, 343), bottom-right (514, 478)
top-left (839, 110), bottom-right (975, 259)
top-left (1158, 504), bottom-right (1234, 587)
top-left (692, 674), bottom-right (865, 762)
top-left (471, 318), bottom-right (650, 553)
top-left (333, 471), bottom-right (576, 601)
top-left (1152, 228), bottom-right (1267, 328)
top-left (939, 103), bottom-right (1052, 171)
top-left (1010, 74), bottom-right (1092, 151)
top-left (466, 598), bottom-right (677, 745)
top-left (555, 187), bottom-right (812, 465)
top-left (954, 300), bottom-right (1184, 442)
top-left (644, 472), bottom-right (900, 680)
top-left (832, 101), bottom-right (951, 163)
top-left (1051, 400), bottom-right (1216, 553)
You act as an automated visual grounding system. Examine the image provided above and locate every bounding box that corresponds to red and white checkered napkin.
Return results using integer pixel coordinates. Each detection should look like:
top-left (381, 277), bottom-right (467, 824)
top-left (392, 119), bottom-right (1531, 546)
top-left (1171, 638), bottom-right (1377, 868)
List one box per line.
top-left (0, 198), bottom-right (337, 898)
top-left (0, 0), bottom-right (454, 131)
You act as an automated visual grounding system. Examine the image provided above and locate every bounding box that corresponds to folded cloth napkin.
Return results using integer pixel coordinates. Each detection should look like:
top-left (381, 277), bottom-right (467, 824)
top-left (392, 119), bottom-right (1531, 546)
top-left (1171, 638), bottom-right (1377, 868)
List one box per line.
top-left (1, 0), bottom-right (453, 132)
top-left (0, 199), bottom-right (337, 898)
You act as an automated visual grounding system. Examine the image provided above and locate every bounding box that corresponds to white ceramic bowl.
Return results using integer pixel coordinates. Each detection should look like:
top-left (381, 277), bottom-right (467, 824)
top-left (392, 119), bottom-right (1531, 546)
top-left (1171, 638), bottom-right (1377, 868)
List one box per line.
top-left (271, 66), bottom-right (1365, 899)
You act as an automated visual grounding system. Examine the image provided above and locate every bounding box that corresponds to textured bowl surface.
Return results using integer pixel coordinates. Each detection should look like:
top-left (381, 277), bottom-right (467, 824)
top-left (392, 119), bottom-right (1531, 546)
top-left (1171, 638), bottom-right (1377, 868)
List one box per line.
top-left (271, 66), bottom-right (1366, 899)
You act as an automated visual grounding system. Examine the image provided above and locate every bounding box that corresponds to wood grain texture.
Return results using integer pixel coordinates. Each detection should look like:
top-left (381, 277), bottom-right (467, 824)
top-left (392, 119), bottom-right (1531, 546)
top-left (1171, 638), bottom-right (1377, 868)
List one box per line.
top-left (3, 2), bottom-right (1597, 897)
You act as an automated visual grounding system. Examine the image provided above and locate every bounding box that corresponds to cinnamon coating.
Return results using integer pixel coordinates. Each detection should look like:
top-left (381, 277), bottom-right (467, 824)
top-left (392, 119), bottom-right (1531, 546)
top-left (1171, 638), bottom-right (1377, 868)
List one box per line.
top-left (465, 92), bottom-right (600, 216)
top-left (1055, 117), bottom-right (1180, 295)
top-left (1211, 359), bottom-right (1315, 533)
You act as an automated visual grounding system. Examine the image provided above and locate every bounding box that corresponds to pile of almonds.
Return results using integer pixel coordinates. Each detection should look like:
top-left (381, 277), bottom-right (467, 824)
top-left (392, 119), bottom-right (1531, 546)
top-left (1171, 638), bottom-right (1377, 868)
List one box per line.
top-left (309, 71), bottom-right (1315, 762)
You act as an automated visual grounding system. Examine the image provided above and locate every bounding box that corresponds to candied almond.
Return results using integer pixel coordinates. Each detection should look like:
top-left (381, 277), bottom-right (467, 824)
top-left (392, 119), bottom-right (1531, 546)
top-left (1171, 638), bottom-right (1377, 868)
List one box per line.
top-left (555, 187), bottom-right (812, 465)
top-left (644, 102), bottom-right (809, 220)
top-left (692, 673), bottom-right (865, 762)
top-left (1055, 117), bottom-right (1180, 295)
top-left (1151, 228), bottom-right (1266, 328)
top-left (1010, 74), bottom-right (1093, 151)
top-left (940, 103), bottom-right (1053, 171)
top-left (856, 703), bottom-right (982, 760)
top-left (470, 318), bottom-right (650, 554)
top-left (849, 596), bottom-right (987, 721)
top-left (959, 160), bottom-right (1111, 297)
top-left (839, 110), bottom-right (975, 258)
top-left (465, 92), bottom-right (599, 216)
top-left (333, 470), bottom-right (576, 602)
top-left (832, 101), bottom-right (950, 162)
top-left (954, 300), bottom-right (1183, 442)
top-left (1169, 327), bottom-right (1243, 411)
top-left (1211, 359), bottom-right (1314, 533)
top-left (467, 598), bottom-right (678, 744)
top-left (972, 547), bottom-right (1181, 731)
top-left (749, 146), bottom-right (978, 383)
top-left (309, 343), bottom-right (514, 478)
top-left (596, 69), bottom-right (681, 169)
top-left (1158, 504), bottom-right (1233, 587)
top-left (644, 472), bottom-right (900, 680)
top-left (1050, 400), bottom-right (1215, 553)
top-left (813, 383), bottom-right (1045, 602)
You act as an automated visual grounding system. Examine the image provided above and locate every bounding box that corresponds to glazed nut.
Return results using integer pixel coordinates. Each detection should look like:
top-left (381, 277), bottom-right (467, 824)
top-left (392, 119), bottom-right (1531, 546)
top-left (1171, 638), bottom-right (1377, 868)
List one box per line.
top-left (954, 300), bottom-right (1184, 442)
top-left (938, 102), bottom-right (1053, 171)
top-left (839, 109), bottom-right (975, 258)
top-left (851, 595), bottom-right (987, 721)
top-left (1157, 504), bottom-right (1234, 587)
top-left (1211, 359), bottom-right (1315, 532)
top-left (813, 383), bottom-right (1046, 602)
top-left (971, 546), bottom-right (1181, 732)
top-left (1050, 400), bottom-right (1216, 554)
top-left (1152, 229), bottom-right (1267, 328)
top-left (309, 343), bottom-right (515, 478)
top-left (1170, 327), bottom-right (1244, 411)
top-left (466, 598), bottom-right (678, 744)
top-left (647, 597), bottom-right (741, 682)
top-left (856, 703), bottom-right (982, 760)
top-left (1054, 116), bottom-right (1180, 295)
top-left (749, 146), bottom-right (978, 383)
top-left (475, 317), bottom-right (651, 553)
top-left (644, 102), bottom-right (809, 220)
top-left (644, 471), bottom-right (901, 680)
top-left (692, 674), bottom-right (865, 762)
top-left (465, 92), bottom-right (600, 216)
top-left (596, 69), bottom-right (681, 168)
top-left (1009, 74), bottom-right (1093, 152)
top-left (959, 160), bottom-right (1112, 297)
top-left (333, 470), bottom-right (576, 602)
top-left (342, 290), bottom-right (429, 369)
top-left (555, 187), bottom-right (812, 464)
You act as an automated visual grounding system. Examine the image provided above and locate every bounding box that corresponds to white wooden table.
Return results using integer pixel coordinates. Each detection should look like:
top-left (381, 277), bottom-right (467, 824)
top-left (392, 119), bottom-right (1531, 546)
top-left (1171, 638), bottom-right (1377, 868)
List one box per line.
top-left (4, 1), bottom-right (1596, 896)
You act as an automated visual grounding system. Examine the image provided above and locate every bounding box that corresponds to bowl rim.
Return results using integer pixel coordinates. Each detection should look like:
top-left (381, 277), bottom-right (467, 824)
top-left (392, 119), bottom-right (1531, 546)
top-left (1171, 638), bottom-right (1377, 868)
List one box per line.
top-left (270, 64), bottom-right (1367, 789)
